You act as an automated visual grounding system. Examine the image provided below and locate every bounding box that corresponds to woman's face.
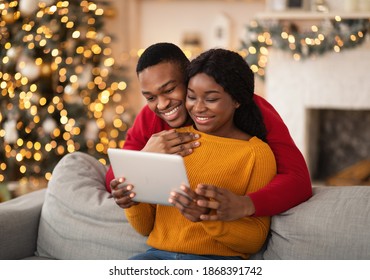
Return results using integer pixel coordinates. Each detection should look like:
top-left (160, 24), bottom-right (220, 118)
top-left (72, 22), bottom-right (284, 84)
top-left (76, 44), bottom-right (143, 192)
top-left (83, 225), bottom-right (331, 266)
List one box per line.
top-left (186, 73), bottom-right (239, 138)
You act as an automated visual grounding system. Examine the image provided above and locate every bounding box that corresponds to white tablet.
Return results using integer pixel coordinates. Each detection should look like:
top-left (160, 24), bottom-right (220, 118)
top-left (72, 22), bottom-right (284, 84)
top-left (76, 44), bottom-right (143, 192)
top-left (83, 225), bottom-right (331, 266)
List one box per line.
top-left (107, 148), bottom-right (190, 205)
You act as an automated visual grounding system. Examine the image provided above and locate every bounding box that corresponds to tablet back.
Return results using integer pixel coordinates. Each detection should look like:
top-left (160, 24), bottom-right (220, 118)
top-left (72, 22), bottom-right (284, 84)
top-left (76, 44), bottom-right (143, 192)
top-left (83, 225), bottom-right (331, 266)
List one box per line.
top-left (107, 148), bottom-right (190, 205)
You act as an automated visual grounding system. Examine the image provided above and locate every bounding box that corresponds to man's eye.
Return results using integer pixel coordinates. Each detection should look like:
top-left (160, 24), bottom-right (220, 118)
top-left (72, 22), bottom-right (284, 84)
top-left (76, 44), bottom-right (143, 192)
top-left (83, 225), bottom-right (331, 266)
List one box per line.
top-left (146, 96), bottom-right (155, 102)
top-left (164, 87), bottom-right (175, 94)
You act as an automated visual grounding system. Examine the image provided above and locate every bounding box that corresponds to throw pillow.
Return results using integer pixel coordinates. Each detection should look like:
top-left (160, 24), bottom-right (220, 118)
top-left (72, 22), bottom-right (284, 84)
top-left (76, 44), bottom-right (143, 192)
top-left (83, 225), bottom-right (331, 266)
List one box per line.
top-left (36, 152), bottom-right (148, 259)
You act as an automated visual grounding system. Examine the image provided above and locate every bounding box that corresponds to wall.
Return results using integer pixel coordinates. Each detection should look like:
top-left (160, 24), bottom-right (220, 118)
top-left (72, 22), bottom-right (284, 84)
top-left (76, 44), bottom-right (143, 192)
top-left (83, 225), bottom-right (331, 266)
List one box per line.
top-left (140, 0), bottom-right (265, 50)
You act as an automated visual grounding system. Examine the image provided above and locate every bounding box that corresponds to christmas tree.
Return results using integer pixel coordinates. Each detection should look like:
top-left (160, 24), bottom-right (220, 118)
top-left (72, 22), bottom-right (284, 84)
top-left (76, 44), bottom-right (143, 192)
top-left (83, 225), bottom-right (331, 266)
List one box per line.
top-left (0, 0), bottom-right (132, 184)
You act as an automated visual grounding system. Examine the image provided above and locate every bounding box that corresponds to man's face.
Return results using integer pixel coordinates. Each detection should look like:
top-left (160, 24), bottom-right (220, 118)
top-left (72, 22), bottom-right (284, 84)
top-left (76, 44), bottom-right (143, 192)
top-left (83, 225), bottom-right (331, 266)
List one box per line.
top-left (138, 62), bottom-right (189, 128)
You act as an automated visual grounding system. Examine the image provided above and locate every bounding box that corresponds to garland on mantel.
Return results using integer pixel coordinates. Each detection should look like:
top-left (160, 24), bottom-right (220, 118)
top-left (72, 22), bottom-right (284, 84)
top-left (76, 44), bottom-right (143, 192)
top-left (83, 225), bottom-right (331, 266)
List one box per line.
top-left (240, 18), bottom-right (370, 79)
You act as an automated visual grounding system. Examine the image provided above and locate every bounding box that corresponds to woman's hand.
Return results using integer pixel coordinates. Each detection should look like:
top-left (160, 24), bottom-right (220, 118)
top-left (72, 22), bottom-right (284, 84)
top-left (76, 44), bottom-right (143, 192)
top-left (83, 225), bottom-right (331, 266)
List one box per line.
top-left (195, 184), bottom-right (256, 221)
top-left (111, 178), bottom-right (139, 209)
top-left (169, 185), bottom-right (210, 222)
top-left (142, 129), bottom-right (200, 157)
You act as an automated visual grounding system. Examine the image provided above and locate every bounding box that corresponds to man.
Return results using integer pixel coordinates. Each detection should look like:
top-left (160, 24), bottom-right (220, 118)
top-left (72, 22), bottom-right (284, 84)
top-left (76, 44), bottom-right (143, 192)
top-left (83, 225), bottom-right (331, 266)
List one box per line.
top-left (106, 42), bottom-right (312, 221)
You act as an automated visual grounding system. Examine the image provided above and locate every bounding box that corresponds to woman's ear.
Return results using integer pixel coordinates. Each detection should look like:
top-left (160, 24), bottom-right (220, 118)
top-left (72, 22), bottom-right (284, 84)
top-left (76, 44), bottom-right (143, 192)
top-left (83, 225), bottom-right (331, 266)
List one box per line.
top-left (234, 101), bottom-right (240, 109)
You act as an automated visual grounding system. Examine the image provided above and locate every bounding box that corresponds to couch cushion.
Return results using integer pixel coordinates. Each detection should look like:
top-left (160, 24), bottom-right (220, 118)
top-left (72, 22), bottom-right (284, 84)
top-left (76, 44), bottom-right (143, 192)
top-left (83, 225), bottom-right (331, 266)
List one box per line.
top-left (264, 186), bottom-right (370, 259)
top-left (36, 152), bottom-right (148, 259)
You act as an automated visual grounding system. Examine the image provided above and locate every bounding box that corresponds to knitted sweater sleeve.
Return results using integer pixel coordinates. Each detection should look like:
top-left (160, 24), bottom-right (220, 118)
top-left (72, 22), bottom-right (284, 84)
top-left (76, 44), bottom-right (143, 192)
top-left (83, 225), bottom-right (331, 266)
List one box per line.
top-left (251, 95), bottom-right (312, 216)
top-left (200, 143), bottom-right (276, 254)
top-left (124, 203), bottom-right (156, 236)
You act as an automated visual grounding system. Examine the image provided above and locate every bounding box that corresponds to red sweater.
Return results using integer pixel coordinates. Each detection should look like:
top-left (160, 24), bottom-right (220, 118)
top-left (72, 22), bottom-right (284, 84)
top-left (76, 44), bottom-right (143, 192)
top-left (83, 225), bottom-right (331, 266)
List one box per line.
top-left (105, 94), bottom-right (312, 217)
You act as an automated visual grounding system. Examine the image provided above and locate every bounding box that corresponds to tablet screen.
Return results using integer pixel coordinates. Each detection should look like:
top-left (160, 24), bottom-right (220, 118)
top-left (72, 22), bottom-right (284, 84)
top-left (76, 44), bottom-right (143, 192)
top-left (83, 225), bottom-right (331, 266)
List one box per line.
top-left (108, 148), bottom-right (190, 205)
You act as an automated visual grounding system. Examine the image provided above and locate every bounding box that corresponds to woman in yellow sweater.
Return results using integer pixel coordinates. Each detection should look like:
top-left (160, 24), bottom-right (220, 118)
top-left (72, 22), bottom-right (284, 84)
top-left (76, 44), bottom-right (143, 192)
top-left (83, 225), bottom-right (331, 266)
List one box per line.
top-left (125, 49), bottom-right (276, 260)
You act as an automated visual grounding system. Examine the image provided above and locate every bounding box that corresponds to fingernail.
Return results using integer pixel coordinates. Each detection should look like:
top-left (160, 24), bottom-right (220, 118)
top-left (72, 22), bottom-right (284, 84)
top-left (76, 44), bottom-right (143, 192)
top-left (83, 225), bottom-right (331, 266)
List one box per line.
top-left (193, 134), bottom-right (199, 139)
top-left (127, 185), bottom-right (132, 190)
top-left (194, 141), bottom-right (200, 147)
top-left (118, 178), bottom-right (123, 183)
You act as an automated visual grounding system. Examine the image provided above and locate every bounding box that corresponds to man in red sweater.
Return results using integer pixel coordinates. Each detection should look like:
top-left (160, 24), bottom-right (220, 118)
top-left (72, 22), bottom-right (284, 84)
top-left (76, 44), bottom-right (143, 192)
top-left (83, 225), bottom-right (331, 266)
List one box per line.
top-left (106, 42), bottom-right (312, 220)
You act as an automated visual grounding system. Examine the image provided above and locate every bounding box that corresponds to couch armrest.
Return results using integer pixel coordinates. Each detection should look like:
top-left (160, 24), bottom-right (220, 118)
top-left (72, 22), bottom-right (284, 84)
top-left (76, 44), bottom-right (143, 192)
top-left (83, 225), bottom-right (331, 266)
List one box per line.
top-left (0, 189), bottom-right (46, 259)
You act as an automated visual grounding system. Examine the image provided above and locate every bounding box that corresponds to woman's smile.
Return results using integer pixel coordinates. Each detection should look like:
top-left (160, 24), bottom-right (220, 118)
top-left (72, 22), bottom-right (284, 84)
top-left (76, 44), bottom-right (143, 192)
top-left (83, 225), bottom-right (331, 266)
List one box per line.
top-left (193, 115), bottom-right (214, 125)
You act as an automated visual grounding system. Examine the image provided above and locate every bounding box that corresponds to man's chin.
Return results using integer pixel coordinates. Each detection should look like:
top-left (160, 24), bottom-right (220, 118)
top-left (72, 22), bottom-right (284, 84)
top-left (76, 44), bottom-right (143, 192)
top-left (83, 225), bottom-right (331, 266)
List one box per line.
top-left (165, 119), bottom-right (184, 128)
top-left (162, 116), bottom-right (188, 128)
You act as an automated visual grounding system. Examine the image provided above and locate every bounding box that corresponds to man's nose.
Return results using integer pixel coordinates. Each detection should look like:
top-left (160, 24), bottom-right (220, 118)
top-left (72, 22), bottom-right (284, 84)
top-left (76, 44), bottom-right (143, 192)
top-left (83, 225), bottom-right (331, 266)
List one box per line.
top-left (157, 95), bottom-right (170, 110)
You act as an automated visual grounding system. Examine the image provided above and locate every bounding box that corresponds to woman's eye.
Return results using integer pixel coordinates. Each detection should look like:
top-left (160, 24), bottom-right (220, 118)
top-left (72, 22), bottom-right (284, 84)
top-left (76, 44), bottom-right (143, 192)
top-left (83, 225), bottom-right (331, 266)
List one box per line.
top-left (206, 99), bottom-right (218, 102)
top-left (187, 95), bottom-right (196, 100)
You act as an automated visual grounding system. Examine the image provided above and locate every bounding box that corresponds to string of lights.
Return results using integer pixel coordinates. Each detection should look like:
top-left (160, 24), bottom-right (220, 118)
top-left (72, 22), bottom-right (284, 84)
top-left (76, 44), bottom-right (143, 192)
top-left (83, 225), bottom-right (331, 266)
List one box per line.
top-left (241, 17), bottom-right (370, 78)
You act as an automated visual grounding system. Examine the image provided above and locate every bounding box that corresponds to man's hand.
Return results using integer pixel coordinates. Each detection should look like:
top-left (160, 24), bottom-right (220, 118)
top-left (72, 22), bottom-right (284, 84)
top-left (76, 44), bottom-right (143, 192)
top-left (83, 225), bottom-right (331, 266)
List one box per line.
top-left (142, 129), bottom-right (200, 156)
top-left (195, 184), bottom-right (256, 221)
top-left (169, 185), bottom-right (210, 222)
top-left (111, 178), bottom-right (139, 209)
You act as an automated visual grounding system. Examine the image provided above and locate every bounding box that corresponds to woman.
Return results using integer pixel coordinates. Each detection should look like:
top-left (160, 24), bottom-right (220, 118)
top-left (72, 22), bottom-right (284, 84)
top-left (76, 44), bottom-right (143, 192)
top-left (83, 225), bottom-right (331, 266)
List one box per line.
top-left (125, 49), bottom-right (276, 260)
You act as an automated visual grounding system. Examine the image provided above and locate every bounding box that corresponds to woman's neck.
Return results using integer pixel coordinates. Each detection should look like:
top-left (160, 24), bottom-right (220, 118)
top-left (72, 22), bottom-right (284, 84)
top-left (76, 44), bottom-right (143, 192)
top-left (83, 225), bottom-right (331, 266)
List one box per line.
top-left (192, 125), bottom-right (252, 141)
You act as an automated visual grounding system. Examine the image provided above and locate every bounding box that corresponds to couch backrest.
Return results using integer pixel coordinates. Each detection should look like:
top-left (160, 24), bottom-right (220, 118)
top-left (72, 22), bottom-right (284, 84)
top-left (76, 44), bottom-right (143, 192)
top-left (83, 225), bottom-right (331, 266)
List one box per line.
top-left (263, 186), bottom-right (370, 259)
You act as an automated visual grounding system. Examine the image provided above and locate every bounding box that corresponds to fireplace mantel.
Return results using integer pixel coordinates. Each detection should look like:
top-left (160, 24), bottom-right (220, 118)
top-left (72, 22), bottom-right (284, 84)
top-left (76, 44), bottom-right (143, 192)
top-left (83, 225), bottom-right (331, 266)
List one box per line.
top-left (265, 42), bottom-right (370, 175)
top-left (257, 11), bottom-right (370, 20)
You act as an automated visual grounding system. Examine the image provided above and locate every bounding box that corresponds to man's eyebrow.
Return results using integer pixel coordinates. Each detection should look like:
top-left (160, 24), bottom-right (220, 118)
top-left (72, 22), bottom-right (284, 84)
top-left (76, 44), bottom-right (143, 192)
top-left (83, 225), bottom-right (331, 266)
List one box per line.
top-left (158, 80), bottom-right (177, 91)
top-left (141, 80), bottom-right (177, 95)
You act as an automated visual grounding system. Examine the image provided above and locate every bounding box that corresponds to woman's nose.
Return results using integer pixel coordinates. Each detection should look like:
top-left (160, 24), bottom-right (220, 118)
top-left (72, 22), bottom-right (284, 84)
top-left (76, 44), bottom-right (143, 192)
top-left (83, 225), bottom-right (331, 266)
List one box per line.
top-left (193, 100), bottom-right (206, 113)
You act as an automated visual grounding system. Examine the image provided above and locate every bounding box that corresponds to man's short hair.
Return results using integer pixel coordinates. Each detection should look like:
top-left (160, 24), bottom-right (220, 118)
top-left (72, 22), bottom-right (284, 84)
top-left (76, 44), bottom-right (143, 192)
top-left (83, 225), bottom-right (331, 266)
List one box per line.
top-left (136, 42), bottom-right (190, 78)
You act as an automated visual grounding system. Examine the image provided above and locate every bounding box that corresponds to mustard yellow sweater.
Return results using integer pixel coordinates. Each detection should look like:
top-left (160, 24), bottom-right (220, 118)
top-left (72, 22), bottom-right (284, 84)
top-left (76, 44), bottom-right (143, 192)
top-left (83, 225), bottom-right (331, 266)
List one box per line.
top-left (125, 126), bottom-right (276, 259)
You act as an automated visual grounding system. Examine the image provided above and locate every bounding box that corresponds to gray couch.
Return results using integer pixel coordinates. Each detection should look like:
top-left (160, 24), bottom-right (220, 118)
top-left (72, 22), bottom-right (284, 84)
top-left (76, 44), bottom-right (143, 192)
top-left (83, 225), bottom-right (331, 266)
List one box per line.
top-left (1, 152), bottom-right (369, 260)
